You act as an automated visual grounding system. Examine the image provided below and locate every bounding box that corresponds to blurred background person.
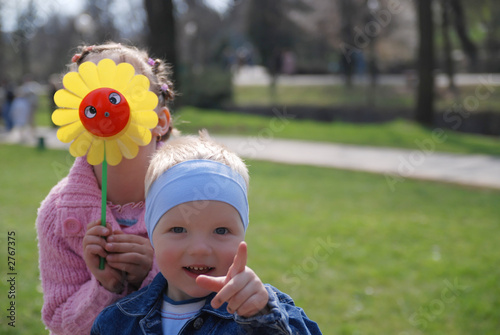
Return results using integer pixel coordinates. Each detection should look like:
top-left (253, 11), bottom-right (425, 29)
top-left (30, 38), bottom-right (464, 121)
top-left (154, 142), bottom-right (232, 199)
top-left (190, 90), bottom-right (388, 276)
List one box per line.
top-left (9, 75), bottom-right (41, 143)
top-left (0, 79), bottom-right (15, 132)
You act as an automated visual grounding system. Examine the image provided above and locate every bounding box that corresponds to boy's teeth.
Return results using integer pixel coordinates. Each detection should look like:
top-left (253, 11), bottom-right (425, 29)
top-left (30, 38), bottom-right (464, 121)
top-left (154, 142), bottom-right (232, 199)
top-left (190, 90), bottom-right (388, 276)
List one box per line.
top-left (188, 266), bottom-right (211, 271)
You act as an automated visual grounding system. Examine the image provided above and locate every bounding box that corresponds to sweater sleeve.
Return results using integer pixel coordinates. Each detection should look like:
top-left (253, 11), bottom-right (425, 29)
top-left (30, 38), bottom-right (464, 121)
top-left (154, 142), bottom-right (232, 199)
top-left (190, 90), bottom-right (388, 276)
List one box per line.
top-left (37, 192), bottom-right (126, 334)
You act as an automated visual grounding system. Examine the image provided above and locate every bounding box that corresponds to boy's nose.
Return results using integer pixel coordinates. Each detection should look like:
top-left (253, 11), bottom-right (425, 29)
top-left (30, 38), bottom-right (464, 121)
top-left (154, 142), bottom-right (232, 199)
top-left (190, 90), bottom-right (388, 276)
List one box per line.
top-left (187, 238), bottom-right (212, 256)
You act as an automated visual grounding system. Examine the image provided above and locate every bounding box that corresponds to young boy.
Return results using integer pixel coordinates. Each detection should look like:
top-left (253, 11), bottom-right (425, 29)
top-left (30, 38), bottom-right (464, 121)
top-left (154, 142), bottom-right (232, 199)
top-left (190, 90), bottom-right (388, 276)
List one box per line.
top-left (91, 131), bottom-right (322, 334)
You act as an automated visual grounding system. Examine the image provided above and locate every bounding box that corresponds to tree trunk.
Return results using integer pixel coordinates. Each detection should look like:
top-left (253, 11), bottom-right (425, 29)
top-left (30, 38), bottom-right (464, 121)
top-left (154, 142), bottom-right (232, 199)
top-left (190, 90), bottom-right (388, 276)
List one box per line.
top-left (441, 0), bottom-right (457, 94)
top-left (0, 1), bottom-right (3, 79)
top-left (339, 0), bottom-right (357, 88)
top-left (416, 0), bottom-right (435, 126)
top-left (449, 0), bottom-right (478, 72)
top-left (144, 0), bottom-right (178, 86)
top-left (247, 0), bottom-right (285, 102)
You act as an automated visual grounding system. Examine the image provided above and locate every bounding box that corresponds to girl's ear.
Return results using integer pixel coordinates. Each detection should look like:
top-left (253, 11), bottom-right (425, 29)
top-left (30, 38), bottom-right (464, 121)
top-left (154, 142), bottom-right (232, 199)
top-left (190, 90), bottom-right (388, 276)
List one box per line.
top-left (154, 107), bottom-right (171, 137)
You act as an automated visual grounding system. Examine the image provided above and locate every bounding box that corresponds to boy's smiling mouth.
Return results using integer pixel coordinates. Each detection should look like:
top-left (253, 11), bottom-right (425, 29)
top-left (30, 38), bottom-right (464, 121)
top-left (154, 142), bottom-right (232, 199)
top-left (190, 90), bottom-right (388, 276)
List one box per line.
top-left (183, 266), bottom-right (215, 277)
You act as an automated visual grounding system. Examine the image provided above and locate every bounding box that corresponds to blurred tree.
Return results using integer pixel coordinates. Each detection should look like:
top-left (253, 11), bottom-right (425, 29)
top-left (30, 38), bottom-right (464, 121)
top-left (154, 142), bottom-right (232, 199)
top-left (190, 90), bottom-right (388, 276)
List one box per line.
top-left (247, 0), bottom-right (309, 91)
top-left (14, 0), bottom-right (38, 76)
top-left (84, 0), bottom-right (118, 43)
top-left (449, 0), bottom-right (478, 71)
top-left (144, 0), bottom-right (178, 86)
top-left (339, 0), bottom-right (358, 87)
top-left (257, 0), bottom-right (334, 74)
top-left (32, 14), bottom-right (80, 77)
top-left (0, 0), bottom-right (4, 79)
top-left (364, 0), bottom-right (381, 106)
top-left (177, 0), bottom-right (223, 69)
top-left (416, 0), bottom-right (435, 126)
top-left (478, 2), bottom-right (500, 71)
top-left (176, 0), bottom-right (231, 107)
top-left (441, 0), bottom-right (457, 94)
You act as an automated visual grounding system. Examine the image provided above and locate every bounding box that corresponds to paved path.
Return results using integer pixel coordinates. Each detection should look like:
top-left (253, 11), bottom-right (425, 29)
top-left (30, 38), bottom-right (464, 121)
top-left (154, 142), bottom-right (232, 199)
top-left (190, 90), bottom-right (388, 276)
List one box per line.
top-left (233, 65), bottom-right (500, 88)
top-left (2, 127), bottom-right (499, 190)
top-left (213, 135), bottom-right (500, 190)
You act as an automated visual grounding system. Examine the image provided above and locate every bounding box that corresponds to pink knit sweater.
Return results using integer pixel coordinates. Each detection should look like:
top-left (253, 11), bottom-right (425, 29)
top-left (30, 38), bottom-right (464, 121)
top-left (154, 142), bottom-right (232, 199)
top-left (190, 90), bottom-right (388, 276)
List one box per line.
top-left (36, 157), bottom-right (159, 334)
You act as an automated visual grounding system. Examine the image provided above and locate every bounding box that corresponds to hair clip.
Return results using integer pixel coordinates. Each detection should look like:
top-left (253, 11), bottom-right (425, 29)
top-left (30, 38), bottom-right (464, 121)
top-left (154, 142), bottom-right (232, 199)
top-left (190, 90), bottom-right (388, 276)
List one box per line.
top-left (71, 53), bottom-right (82, 63)
top-left (85, 45), bottom-right (95, 52)
top-left (161, 83), bottom-right (169, 93)
top-left (147, 58), bottom-right (156, 67)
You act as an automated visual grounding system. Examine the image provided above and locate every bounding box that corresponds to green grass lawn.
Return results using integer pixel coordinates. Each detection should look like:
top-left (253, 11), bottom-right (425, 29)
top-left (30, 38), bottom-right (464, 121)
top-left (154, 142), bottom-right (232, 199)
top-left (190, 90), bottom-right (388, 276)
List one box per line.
top-left (234, 84), bottom-right (415, 108)
top-left (0, 145), bottom-right (72, 334)
top-left (233, 84), bottom-right (500, 112)
top-left (1, 144), bottom-right (499, 334)
top-left (175, 107), bottom-right (500, 156)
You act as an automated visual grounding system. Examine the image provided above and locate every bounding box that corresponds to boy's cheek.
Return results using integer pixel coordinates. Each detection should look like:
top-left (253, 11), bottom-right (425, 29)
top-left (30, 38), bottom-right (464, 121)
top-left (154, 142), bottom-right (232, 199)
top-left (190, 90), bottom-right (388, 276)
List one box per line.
top-left (154, 248), bottom-right (176, 268)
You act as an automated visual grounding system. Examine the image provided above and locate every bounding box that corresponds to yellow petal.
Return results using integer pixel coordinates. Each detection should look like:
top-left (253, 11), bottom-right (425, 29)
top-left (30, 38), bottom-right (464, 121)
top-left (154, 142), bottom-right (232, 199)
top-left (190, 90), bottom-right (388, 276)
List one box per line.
top-left (57, 121), bottom-right (85, 143)
top-left (142, 91), bottom-right (159, 111)
top-left (54, 89), bottom-right (82, 109)
top-left (69, 131), bottom-right (93, 157)
top-left (87, 139), bottom-right (105, 165)
top-left (126, 123), bottom-right (152, 146)
top-left (124, 75), bottom-right (151, 107)
top-left (126, 91), bottom-right (158, 112)
top-left (97, 59), bottom-right (117, 88)
top-left (63, 72), bottom-right (91, 98)
top-left (52, 108), bottom-right (80, 126)
top-left (105, 140), bottom-right (123, 166)
top-left (131, 111), bottom-right (159, 129)
top-left (78, 61), bottom-right (101, 90)
top-left (116, 136), bottom-right (139, 159)
top-left (126, 74), bottom-right (150, 91)
top-left (113, 63), bottom-right (136, 92)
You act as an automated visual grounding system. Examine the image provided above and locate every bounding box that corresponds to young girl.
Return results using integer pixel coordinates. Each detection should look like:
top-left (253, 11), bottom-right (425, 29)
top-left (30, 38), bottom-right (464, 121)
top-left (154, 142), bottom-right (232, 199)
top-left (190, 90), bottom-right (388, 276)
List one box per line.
top-left (36, 42), bottom-right (176, 334)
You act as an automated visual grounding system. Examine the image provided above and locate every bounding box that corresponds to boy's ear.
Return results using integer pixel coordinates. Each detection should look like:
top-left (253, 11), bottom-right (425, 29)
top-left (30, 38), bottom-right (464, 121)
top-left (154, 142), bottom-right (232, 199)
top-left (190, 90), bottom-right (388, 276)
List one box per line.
top-left (155, 107), bottom-right (171, 136)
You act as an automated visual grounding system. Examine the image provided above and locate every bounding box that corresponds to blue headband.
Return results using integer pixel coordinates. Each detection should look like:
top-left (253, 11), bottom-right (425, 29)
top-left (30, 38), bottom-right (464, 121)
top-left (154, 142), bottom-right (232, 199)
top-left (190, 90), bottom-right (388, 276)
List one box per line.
top-left (145, 159), bottom-right (249, 246)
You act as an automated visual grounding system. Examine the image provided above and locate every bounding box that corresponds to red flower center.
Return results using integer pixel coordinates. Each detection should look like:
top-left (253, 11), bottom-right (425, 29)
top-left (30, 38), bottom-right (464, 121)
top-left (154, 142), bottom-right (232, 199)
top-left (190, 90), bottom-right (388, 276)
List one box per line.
top-left (79, 88), bottom-right (130, 137)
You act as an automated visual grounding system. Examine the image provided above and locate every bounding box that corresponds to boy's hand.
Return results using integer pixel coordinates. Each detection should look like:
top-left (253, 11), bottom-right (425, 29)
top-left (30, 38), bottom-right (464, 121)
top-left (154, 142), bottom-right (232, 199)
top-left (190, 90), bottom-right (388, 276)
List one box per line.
top-left (196, 242), bottom-right (269, 318)
top-left (83, 220), bottom-right (125, 293)
top-left (104, 231), bottom-right (154, 288)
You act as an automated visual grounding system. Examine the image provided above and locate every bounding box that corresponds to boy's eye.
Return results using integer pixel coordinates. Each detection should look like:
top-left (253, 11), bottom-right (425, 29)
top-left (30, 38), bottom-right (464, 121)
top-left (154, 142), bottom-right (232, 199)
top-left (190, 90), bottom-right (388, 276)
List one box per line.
top-left (170, 227), bottom-right (186, 233)
top-left (214, 227), bottom-right (228, 235)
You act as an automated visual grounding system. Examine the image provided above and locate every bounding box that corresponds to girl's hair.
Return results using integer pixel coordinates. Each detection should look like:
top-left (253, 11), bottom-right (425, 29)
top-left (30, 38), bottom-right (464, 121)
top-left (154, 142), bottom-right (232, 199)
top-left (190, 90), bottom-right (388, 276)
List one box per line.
top-left (145, 130), bottom-right (249, 196)
top-left (70, 42), bottom-right (176, 141)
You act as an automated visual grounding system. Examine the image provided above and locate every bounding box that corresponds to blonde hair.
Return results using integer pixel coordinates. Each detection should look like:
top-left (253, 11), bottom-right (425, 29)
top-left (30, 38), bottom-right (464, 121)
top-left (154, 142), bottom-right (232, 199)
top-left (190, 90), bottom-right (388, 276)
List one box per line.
top-left (145, 130), bottom-right (249, 196)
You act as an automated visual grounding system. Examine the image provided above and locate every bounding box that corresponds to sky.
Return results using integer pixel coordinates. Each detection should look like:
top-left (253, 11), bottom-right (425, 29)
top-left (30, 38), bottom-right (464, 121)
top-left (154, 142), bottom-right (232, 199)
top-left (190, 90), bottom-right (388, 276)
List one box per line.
top-left (1, 0), bottom-right (232, 32)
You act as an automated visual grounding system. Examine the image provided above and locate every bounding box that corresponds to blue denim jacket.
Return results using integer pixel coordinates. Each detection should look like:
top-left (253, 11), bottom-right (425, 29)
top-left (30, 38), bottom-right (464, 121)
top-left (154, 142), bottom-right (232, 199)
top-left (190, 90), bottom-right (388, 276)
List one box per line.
top-left (91, 273), bottom-right (321, 335)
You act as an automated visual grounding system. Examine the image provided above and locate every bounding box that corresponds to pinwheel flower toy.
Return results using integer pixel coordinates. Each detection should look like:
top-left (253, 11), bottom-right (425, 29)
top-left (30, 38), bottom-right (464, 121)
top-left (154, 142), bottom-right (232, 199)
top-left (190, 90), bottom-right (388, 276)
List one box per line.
top-left (52, 58), bottom-right (159, 268)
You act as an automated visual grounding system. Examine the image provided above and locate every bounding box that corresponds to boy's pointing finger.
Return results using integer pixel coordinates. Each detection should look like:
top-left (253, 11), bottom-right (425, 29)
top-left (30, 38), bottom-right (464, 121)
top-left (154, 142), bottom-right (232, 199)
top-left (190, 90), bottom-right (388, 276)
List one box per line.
top-left (196, 275), bottom-right (225, 292)
top-left (228, 242), bottom-right (247, 278)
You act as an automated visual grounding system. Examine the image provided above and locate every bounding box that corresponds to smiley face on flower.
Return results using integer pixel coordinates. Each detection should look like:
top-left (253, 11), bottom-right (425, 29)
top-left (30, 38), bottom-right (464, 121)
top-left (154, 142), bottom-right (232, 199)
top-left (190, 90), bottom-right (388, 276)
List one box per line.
top-left (80, 88), bottom-right (130, 138)
top-left (52, 58), bottom-right (159, 166)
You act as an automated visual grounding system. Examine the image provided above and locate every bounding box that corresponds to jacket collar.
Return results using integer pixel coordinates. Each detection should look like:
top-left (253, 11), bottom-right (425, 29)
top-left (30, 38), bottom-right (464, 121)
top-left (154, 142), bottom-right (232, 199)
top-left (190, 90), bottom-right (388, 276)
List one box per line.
top-left (117, 273), bottom-right (233, 320)
top-left (118, 272), bottom-right (167, 316)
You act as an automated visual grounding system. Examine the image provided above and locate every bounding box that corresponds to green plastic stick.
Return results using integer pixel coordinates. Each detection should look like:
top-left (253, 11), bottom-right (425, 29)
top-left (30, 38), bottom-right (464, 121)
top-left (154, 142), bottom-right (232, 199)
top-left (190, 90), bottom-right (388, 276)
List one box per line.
top-left (99, 147), bottom-right (107, 270)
